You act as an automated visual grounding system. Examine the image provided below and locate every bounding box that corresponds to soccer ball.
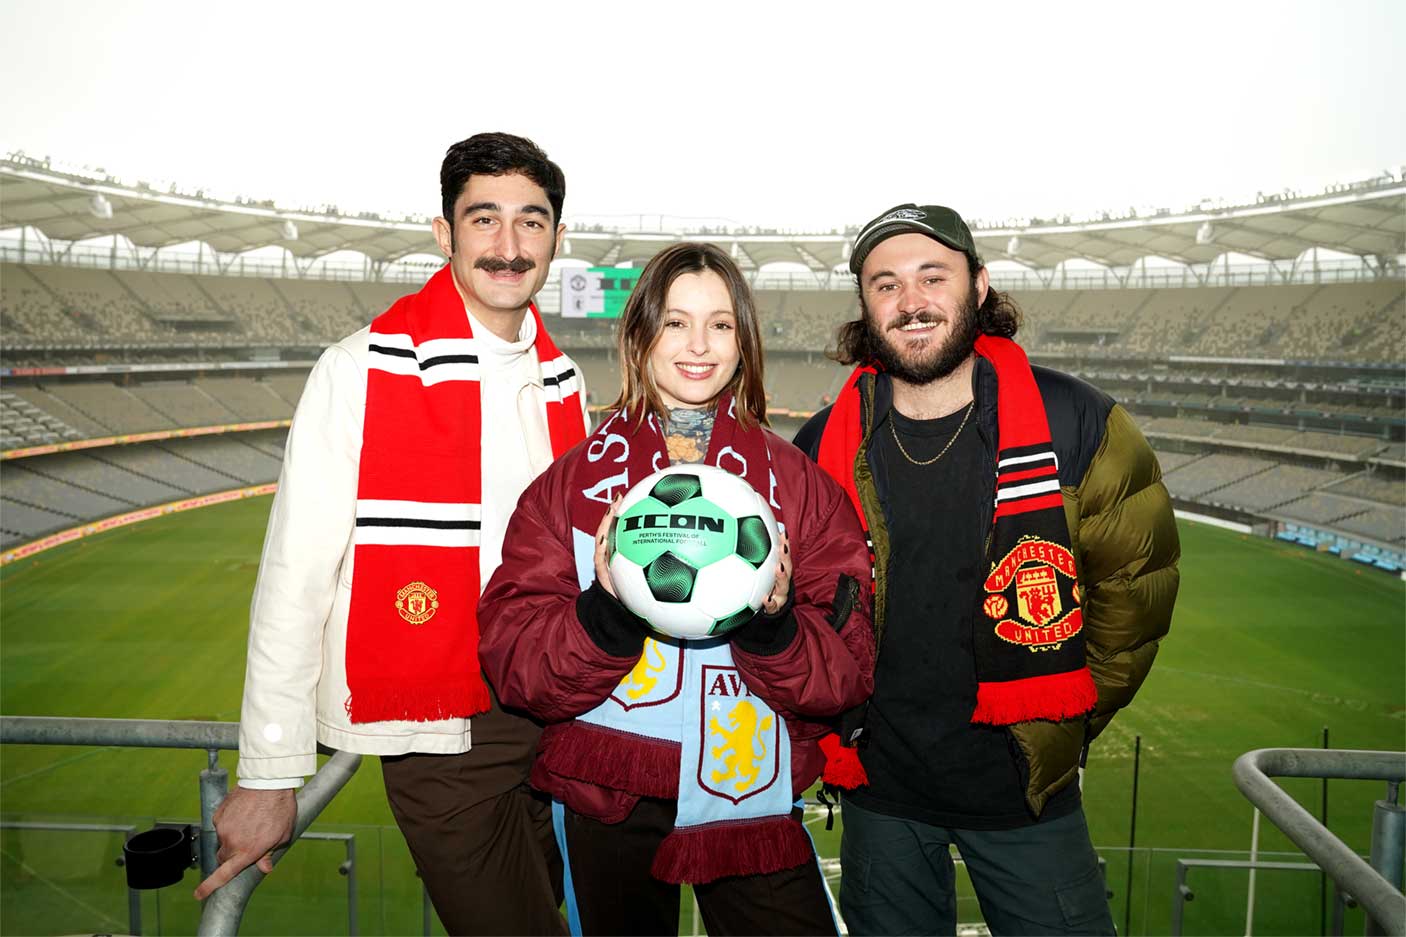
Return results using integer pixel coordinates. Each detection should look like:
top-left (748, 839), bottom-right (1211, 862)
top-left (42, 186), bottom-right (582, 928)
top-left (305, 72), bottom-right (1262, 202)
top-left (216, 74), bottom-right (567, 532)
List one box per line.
top-left (607, 464), bottom-right (780, 640)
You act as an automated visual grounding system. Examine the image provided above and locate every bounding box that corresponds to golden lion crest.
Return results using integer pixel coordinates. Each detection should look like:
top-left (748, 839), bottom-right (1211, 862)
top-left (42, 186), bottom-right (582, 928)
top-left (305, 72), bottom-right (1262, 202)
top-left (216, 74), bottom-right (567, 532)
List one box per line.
top-left (395, 581), bottom-right (439, 625)
top-left (708, 699), bottom-right (773, 793)
top-left (621, 638), bottom-right (667, 700)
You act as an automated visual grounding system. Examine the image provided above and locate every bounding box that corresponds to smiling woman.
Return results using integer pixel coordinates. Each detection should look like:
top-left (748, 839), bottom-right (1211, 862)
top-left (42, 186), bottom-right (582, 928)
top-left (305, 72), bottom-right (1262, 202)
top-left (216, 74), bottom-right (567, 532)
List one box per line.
top-left (611, 242), bottom-right (768, 428)
top-left (474, 240), bottom-right (877, 936)
top-left (649, 271), bottom-right (742, 410)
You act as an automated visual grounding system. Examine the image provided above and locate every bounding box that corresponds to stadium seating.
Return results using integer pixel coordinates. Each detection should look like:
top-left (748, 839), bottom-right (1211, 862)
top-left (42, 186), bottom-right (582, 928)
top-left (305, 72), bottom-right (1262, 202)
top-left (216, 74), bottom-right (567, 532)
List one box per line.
top-left (1011, 282), bottom-right (1404, 361)
top-left (6, 261), bottom-right (1401, 361)
top-left (162, 436), bottom-right (283, 485)
top-left (2, 458), bottom-right (139, 515)
top-left (764, 355), bottom-right (845, 411)
top-left (128, 381), bottom-right (240, 426)
top-left (1325, 473), bottom-right (1406, 506)
top-left (43, 382), bottom-right (177, 434)
top-left (1275, 491), bottom-right (1379, 526)
top-left (0, 391), bottom-right (83, 448)
top-left (3, 255), bottom-right (1401, 560)
top-left (754, 290), bottom-right (858, 352)
top-left (1208, 464), bottom-right (1343, 512)
top-left (0, 429), bottom-right (288, 546)
top-left (0, 498), bottom-right (78, 546)
top-left (1139, 417), bottom-right (1221, 438)
top-left (195, 275), bottom-right (318, 344)
top-left (1, 265), bottom-right (97, 340)
top-left (1134, 415), bottom-right (1391, 461)
top-left (1161, 453), bottom-right (1275, 499)
top-left (197, 378), bottom-right (296, 420)
top-left (4, 386), bottom-right (112, 437)
top-left (1283, 430), bottom-right (1387, 458)
top-left (1149, 450), bottom-right (1202, 474)
top-left (264, 373), bottom-right (310, 408)
top-left (1333, 508), bottom-right (1406, 545)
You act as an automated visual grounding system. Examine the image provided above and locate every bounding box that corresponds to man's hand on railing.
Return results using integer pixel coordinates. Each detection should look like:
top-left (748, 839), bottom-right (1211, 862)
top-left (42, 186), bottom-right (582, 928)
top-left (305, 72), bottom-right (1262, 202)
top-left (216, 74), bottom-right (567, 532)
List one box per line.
top-left (193, 786), bottom-right (296, 900)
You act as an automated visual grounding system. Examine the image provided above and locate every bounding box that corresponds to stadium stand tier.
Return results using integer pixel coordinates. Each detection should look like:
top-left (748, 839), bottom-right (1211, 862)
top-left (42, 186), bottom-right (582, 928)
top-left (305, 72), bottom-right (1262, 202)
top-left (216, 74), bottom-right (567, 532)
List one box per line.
top-left (2, 246), bottom-right (1402, 567)
top-left (6, 262), bottom-right (1402, 362)
top-left (0, 430), bottom-right (286, 548)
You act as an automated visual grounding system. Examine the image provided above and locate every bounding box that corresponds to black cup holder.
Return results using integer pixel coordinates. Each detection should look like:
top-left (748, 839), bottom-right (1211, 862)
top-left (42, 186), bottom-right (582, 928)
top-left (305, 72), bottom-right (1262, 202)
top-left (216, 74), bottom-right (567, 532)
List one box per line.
top-left (122, 825), bottom-right (195, 890)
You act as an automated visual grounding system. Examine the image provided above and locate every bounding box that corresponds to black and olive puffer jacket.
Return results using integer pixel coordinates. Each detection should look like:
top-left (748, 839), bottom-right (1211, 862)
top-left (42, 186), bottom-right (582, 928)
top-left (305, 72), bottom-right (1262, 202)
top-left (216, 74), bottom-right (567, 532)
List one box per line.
top-left (794, 360), bottom-right (1180, 815)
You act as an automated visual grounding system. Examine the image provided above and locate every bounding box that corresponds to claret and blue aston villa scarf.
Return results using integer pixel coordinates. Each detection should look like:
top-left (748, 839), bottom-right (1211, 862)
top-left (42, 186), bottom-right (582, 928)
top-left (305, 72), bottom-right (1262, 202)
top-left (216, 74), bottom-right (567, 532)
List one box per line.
top-left (817, 334), bottom-right (1097, 727)
top-left (344, 264), bottom-right (586, 724)
top-left (555, 396), bottom-right (813, 884)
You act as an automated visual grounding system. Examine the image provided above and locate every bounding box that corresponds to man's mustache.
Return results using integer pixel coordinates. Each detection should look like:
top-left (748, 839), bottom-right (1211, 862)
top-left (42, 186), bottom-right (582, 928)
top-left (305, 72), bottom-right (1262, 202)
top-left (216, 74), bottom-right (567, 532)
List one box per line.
top-left (474, 256), bottom-right (536, 274)
top-left (889, 311), bottom-right (941, 331)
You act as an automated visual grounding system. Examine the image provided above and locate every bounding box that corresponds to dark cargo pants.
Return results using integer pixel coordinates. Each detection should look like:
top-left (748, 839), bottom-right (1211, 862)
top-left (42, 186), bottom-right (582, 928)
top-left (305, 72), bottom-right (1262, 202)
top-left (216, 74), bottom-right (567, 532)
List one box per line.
top-left (839, 798), bottom-right (1115, 936)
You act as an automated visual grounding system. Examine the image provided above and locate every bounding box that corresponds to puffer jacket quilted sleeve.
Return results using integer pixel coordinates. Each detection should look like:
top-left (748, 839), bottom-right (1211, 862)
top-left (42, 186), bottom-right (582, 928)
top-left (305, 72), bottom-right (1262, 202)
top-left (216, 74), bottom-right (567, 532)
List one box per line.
top-left (1064, 403), bottom-right (1180, 741)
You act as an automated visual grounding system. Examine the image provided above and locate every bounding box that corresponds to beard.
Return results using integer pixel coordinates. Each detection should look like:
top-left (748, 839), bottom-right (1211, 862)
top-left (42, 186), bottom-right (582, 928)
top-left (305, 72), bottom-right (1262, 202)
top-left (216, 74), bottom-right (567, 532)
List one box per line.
top-left (864, 286), bottom-right (980, 385)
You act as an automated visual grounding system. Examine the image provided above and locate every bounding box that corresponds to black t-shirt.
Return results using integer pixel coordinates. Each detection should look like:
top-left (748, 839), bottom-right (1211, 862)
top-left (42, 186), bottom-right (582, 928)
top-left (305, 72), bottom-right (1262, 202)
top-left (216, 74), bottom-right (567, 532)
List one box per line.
top-left (844, 404), bottom-right (1079, 830)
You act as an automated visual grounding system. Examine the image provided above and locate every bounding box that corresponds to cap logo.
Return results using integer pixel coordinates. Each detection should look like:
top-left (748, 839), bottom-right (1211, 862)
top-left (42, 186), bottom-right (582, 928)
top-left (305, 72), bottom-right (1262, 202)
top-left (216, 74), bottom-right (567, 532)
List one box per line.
top-left (878, 208), bottom-right (925, 224)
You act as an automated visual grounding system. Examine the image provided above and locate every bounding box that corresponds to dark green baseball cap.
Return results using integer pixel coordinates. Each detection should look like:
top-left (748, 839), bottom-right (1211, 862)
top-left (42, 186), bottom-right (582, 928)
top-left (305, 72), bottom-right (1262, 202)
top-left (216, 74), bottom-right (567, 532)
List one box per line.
top-left (849, 203), bottom-right (982, 276)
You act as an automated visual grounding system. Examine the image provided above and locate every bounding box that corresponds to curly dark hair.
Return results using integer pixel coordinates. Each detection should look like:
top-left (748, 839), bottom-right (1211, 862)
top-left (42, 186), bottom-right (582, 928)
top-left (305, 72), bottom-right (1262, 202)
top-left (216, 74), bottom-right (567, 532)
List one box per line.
top-left (830, 267), bottom-right (1023, 366)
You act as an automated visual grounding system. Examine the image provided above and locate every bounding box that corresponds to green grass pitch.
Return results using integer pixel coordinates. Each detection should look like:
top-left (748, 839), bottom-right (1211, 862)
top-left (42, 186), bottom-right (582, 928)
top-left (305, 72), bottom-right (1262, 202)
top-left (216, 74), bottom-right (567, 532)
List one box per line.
top-left (2, 498), bottom-right (1402, 935)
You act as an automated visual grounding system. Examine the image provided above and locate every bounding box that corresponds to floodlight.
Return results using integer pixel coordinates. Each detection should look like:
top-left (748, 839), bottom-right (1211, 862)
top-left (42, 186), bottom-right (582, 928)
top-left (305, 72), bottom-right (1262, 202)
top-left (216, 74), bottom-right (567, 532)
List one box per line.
top-left (1007, 236), bottom-right (1022, 257)
top-left (281, 220), bottom-right (299, 241)
top-left (1196, 221), bottom-right (1216, 245)
top-left (89, 194), bottom-right (112, 220)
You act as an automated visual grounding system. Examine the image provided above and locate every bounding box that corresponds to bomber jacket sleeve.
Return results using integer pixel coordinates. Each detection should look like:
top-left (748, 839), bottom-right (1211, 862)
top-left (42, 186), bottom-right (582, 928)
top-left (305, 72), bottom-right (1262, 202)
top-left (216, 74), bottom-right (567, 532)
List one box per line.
top-left (477, 458), bottom-right (644, 724)
top-left (729, 451), bottom-right (876, 722)
top-left (237, 341), bottom-right (362, 784)
top-left (1070, 404), bottom-right (1180, 741)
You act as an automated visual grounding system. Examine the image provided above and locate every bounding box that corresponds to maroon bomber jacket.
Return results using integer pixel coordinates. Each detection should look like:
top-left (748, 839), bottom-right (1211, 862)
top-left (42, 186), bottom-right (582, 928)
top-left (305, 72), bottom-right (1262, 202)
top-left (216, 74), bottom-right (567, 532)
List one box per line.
top-left (477, 427), bottom-right (876, 826)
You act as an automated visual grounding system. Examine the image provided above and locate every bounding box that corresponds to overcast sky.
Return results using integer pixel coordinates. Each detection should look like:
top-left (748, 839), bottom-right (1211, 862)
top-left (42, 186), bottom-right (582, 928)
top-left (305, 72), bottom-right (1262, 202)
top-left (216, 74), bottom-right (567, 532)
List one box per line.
top-left (1, 0), bottom-right (1402, 231)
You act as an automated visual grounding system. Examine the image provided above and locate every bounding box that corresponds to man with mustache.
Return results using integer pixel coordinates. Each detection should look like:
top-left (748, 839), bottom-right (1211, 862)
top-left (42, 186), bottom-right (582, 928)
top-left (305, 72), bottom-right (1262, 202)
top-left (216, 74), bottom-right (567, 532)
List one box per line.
top-left (196, 133), bottom-right (588, 936)
top-left (794, 205), bottom-right (1179, 935)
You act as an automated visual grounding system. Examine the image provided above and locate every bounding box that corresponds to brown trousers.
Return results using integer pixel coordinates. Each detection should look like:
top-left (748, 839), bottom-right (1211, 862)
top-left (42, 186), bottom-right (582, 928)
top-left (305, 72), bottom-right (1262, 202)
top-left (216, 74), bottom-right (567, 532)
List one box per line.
top-left (381, 712), bottom-right (566, 937)
top-left (561, 797), bottom-right (837, 937)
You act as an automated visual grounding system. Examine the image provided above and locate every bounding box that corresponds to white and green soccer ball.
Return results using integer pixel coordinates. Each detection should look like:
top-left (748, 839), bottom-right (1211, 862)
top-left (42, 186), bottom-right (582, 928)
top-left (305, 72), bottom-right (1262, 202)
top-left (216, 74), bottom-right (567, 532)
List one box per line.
top-left (607, 464), bottom-right (781, 640)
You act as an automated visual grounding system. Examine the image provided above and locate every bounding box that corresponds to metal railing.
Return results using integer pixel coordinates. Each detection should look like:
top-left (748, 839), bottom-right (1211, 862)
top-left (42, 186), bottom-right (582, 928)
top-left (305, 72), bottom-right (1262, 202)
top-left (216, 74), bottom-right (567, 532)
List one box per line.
top-left (0, 715), bottom-right (362, 936)
top-left (1170, 858), bottom-right (1322, 935)
top-left (1233, 748), bottom-right (1406, 936)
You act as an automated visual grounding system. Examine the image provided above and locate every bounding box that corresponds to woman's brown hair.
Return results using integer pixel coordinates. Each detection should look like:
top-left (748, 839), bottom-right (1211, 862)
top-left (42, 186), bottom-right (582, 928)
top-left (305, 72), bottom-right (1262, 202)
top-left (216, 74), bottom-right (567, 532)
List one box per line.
top-left (609, 242), bottom-right (769, 429)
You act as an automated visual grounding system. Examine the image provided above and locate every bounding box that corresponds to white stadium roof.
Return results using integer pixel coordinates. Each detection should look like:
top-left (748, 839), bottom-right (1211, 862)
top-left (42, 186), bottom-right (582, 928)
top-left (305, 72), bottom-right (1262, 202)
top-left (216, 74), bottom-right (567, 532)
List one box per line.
top-left (2, 154), bottom-right (1402, 273)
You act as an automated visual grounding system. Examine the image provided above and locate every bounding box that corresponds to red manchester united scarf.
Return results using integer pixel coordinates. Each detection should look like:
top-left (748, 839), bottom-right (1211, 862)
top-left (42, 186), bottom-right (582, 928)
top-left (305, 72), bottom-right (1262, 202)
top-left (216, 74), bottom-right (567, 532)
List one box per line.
top-left (817, 335), bottom-right (1096, 726)
top-left (345, 265), bottom-right (586, 724)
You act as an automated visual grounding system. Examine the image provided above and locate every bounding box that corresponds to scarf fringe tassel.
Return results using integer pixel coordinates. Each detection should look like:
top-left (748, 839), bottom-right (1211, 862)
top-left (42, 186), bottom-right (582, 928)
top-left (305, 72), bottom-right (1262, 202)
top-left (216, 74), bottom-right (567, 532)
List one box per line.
top-left (818, 732), bottom-right (869, 789)
top-left (537, 721), bottom-right (681, 799)
top-left (651, 815), bottom-right (814, 885)
top-left (971, 667), bottom-right (1098, 725)
top-left (347, 681), bottom-right (490, 725)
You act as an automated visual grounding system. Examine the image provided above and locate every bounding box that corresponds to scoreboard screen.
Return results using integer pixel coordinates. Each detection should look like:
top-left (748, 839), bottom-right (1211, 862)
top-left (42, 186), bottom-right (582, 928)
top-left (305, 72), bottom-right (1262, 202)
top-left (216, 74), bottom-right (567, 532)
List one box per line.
top-left (560, 267), bottom-right (642, 318)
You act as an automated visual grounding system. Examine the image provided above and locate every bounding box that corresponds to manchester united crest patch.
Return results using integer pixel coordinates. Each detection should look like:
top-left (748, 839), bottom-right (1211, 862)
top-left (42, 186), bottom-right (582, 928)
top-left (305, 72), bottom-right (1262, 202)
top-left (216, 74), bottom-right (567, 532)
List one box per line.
top-left (395, 581), bottom-right (439, 625)
top-left (983, 536), bottom-right (1082, 651)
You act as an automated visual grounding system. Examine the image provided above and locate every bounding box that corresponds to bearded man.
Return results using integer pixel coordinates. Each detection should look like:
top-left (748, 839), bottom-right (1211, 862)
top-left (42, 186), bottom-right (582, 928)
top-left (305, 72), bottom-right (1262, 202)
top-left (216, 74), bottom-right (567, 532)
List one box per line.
top-left (794, 204), bottom-right (1179, 936)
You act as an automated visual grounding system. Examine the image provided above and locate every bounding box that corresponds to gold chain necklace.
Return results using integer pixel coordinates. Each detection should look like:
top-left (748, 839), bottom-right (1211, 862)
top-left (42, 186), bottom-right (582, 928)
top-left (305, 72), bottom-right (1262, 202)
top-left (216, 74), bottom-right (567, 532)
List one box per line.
top-left (889, 401), bottom-right (974, 466)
